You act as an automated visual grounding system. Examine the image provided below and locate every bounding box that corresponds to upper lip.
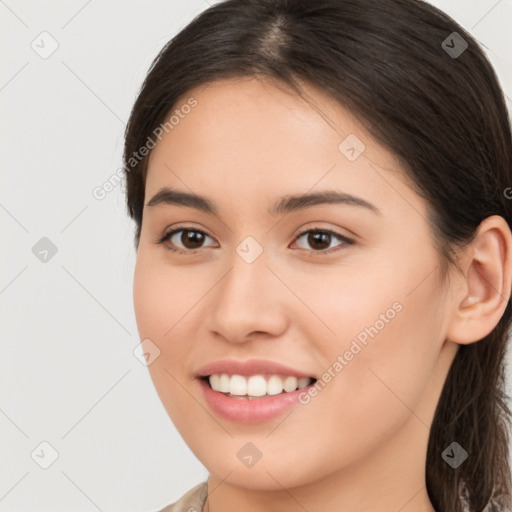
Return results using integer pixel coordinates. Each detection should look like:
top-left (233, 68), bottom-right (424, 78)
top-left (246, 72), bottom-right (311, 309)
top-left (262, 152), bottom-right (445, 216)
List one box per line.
top-left (195, 359), bottom-right (316, 379)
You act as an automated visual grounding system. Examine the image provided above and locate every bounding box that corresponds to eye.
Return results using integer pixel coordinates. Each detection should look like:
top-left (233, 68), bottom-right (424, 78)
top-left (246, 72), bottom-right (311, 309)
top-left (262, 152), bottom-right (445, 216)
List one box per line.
top-left (156, 225), bottom-right (354, 255)
top-left (291, 227), bottom-right (354, 255)
top-left (156, 226), bottom-right (217, 254)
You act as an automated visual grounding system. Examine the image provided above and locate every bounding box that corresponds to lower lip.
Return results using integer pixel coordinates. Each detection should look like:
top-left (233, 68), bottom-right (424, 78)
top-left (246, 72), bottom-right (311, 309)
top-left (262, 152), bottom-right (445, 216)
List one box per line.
top-left (197, 378), bottom-right (315, 424)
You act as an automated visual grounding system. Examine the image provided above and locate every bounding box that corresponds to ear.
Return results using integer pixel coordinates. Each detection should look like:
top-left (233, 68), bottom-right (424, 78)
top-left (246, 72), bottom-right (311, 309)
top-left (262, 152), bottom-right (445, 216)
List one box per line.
top-left (445, 215), bottom-right (512, 345)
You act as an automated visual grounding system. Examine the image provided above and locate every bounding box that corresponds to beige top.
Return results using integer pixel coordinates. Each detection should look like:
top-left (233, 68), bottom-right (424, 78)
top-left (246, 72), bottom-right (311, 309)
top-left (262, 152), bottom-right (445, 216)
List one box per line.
top-left (156, 480), bottom-right (209, 512)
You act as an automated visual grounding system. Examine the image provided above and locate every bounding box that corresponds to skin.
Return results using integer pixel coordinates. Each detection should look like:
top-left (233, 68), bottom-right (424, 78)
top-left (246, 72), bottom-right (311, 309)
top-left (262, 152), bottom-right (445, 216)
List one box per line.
top-left (133, 76), bottom-right (512, 512)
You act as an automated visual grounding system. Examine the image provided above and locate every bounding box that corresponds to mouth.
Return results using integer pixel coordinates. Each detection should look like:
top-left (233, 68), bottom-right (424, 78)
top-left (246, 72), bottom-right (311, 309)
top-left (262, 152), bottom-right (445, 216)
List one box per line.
top-left (198, 374), bottom-right (318, 400)
top-left (197, 371), bottom-right (319, 423)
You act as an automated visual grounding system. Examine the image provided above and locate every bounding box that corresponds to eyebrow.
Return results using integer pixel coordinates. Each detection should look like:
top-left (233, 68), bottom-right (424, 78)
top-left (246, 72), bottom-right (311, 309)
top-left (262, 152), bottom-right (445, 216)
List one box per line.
top-left (146, 187), bottom-right (381, 216)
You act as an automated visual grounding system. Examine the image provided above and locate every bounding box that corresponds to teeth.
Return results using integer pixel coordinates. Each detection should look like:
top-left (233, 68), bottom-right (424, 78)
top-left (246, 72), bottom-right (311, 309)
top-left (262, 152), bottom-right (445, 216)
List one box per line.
top-left (207, 373), bottom-right (314, 397)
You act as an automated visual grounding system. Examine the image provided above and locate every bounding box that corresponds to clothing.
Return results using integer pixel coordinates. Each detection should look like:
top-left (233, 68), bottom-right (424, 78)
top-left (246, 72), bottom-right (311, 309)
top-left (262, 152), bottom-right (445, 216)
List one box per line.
top-left (156, 480), bottom-right (209, 512)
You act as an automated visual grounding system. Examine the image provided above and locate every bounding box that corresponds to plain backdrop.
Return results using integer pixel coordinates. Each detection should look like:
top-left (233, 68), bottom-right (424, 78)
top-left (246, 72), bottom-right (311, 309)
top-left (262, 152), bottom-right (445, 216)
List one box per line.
top-left (1, 1), bottom-right (511, 511)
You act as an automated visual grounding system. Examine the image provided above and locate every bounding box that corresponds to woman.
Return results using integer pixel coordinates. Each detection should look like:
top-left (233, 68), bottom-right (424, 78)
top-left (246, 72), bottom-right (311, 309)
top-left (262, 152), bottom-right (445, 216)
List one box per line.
top-left (123, 0), bottom-right (512, 510)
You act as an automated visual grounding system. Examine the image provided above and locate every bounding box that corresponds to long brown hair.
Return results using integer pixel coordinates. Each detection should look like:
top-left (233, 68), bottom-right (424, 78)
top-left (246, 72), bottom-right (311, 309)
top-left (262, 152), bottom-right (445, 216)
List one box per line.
top-left (122, 1), bottom-right (512, 510)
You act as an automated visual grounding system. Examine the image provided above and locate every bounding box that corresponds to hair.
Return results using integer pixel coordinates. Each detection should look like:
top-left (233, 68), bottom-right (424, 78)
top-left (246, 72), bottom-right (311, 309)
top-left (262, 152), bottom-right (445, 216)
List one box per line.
top-left (122, 0), bottom-right (512, 510)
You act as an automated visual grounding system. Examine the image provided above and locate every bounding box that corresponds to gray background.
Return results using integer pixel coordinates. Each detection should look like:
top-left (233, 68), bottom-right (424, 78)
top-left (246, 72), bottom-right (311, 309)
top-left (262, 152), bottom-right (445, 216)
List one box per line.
top-left (1, 1), bottom-right (511, 511)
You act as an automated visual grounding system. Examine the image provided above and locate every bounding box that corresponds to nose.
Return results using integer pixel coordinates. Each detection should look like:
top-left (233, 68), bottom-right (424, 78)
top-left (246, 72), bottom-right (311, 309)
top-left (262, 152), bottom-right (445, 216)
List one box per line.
top-left (207, 248), bottom-right (288, 344)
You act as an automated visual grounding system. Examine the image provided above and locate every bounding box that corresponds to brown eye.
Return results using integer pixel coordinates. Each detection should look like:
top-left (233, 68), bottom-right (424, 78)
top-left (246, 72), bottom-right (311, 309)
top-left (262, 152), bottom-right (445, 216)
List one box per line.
top-left (305, 231), bottom-right (331, 250)
top-left (176, 229), bottom-right (206, 249)
top-left (292, 228), bottom-right (354, 254)
top-left (157, 226), bottom-right (354, 256)
top-left (158, 227), bottom-right (216, 253)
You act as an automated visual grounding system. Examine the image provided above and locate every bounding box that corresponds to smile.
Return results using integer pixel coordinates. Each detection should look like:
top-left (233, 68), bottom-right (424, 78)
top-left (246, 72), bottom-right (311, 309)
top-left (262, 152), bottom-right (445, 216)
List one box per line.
top-left (198, 374), bottom-right (318, 423)
top-left (205, 373), bottom-right (315, 398)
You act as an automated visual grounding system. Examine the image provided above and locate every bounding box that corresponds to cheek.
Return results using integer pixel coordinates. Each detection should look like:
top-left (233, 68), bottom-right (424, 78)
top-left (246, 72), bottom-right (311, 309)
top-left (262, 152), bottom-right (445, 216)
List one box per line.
top-left (133, 251), bottom-right (159, 336)
top-left (304, 262), bottom-right (445, 453)
top-left (316, 245), bottom-right (445, 379)
top-left (336, 293), bottom-right (441, 426)
top-left (132, 252), bottom-right (206, 416)
top-left (133, 251), bottom-right (193, 338)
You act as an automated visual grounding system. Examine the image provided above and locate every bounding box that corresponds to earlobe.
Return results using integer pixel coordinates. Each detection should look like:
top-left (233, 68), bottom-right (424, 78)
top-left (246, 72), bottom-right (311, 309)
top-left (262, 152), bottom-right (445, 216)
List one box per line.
top-left (445, 215), bottom-right (512, 345)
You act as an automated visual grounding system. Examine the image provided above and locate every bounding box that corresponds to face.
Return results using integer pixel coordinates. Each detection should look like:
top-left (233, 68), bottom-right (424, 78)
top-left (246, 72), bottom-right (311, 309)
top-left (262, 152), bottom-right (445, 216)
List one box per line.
top-left (133, 76), bottom-right (456, 490)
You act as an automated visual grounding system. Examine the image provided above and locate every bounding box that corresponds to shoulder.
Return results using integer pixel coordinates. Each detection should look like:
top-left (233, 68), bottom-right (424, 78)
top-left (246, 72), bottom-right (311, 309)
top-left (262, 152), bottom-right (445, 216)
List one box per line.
top-left (153, 480), bottom-right (208, 512)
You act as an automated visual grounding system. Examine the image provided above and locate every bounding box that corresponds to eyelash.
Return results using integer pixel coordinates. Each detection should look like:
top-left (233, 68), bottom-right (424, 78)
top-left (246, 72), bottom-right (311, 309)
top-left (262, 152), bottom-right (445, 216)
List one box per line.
top-left (155, 225), bottom-right (354, 256)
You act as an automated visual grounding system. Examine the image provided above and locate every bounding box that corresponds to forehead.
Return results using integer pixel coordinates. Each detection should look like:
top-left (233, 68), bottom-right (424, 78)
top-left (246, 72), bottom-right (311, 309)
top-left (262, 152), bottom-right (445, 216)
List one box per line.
top-left (149, 76), bottom-right (370, 161)
top-left (144, 76), bottom-right (425, 222)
